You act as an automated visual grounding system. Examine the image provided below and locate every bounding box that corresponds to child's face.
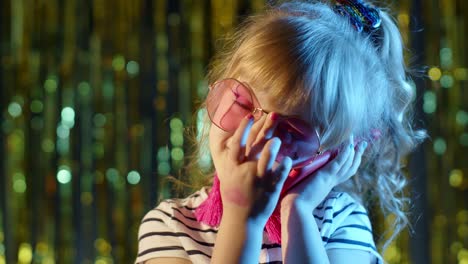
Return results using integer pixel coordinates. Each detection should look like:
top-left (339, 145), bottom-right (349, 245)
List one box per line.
top-left (208, 87), bottom-right (275, 172)
top-left (208, 78), bottom-right (320, 172)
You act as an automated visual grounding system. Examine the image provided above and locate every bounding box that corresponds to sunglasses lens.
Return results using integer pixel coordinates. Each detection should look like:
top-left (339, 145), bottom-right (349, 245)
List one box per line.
top-left (206, 79), bottom-right (258, 132)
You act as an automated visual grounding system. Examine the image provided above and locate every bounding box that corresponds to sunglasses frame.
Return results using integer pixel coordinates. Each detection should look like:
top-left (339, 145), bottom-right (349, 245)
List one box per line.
top-left (208, 78), bottom-right (268, 124)
top-left (207, 78), bottom-right (323, 156)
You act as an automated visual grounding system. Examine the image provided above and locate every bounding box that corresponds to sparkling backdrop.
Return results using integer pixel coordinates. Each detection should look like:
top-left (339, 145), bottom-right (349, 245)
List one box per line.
top-left (0, 0), bottom-right (466, 263)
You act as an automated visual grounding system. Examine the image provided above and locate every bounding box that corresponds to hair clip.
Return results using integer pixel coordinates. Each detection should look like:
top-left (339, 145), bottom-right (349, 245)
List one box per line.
top-left (334, 0), bottom-right (381, 33)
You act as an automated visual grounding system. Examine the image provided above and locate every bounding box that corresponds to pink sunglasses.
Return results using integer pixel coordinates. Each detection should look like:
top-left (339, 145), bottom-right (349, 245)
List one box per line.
top-left (206, 78), bottom-right (323, 168)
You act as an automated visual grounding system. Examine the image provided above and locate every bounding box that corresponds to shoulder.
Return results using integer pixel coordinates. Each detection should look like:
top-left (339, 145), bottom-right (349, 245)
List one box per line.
top-left (317, 191), bottom-right (369, 223)
top-left (314, 191), bottom-right (383, 263)
top-left (313, 191), bottom-right (368, 228)
top-left (159, 187), bottom-right (209, 213)
top-left (136, 188), bottom-right (213, 264)
top-left (139, 189), bottom-right (206, 229)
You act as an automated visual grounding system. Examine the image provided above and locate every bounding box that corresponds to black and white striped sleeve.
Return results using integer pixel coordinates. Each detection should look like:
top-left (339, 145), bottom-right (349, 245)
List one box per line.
top-left (323, 193), bottom-right (383, 263)
top-left (135, 201), bottom-right (190, 263)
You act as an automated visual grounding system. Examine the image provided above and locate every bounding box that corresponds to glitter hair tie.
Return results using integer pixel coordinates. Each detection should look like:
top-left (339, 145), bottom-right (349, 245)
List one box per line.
top-left (334, 0), bottom-right (382, 33)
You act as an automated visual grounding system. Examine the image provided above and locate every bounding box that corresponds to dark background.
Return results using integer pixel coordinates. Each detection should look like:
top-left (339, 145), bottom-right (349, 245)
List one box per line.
top-left (0, 0), bottom-right (467, 263)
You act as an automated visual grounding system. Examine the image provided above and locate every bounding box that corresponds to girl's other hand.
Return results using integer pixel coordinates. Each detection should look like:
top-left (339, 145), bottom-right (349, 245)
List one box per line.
top-left (280, 135), bottom-right (368, 211)
top-left (217, 112), bottom-right (293, 227)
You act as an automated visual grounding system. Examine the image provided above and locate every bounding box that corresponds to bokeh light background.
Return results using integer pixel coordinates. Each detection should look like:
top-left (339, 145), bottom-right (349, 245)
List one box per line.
top-left (0, 0), bottom-right (467, 263)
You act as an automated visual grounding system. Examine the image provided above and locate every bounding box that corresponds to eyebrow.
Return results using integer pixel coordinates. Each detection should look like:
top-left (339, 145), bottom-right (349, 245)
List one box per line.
top-left (262, 107), bottom-right (305, 120)
top-left (240, 80), bottom-right (306, 120)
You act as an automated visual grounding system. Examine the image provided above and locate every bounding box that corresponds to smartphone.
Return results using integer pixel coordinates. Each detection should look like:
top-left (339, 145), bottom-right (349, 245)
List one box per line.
top-left (280, 150), bottom-right (338, 197)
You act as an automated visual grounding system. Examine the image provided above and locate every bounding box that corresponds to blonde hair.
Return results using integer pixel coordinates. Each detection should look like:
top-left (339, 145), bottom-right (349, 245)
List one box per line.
top-left (184, 0), bottom-right (426, 251)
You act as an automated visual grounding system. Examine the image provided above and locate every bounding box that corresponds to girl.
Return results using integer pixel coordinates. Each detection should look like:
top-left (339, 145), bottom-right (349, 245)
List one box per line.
top-left (136, 1), bottom-right (425, 263)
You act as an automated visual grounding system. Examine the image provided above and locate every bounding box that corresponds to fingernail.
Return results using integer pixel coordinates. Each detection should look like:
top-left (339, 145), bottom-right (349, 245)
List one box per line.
top-left (270, 112), bottom-right (279, 121)
top-left (283, 156), bottom-right (292, 168)
top-left (362, 141), bottom-right (368, 150)
top-left (272, 137), bottom-right (282, 151)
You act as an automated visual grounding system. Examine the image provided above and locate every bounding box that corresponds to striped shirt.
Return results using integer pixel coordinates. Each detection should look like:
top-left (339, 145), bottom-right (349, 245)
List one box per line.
top-left (136, 187), bottom-right (383, 263)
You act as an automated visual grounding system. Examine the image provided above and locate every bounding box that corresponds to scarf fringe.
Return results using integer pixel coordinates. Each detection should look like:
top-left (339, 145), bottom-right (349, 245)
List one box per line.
top-left (194, 174), bottom-right (283, 243)
top-left (195, 175), bottom-right (223, 227)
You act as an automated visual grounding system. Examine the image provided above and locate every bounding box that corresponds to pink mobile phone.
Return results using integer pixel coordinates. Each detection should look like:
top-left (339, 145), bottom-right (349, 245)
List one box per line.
top-left (274, 118), bottom-right (379, 197)
top-left (280, 150), bottom-right (338, 197)
top-left (279, 136), bottom-right (369, 197)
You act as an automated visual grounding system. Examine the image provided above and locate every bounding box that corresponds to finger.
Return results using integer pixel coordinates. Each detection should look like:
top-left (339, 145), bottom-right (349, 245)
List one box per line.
top-left (246, 115), bottom-right (267, 155)
top-left (227, 114), bottom-right (255, 163)
top-left (249, 112), bottom-right (281, 159)
top-left (257, 137), bottom-right (282, 178)
top-left (337, 135), bottom-right (355, 175)
top-left (323, 139), bottom-right (354, 175)
top-left (341, 141), bottom-right (368, 183)
top-left (253, 112), bottom-right (280, 145)
top-left (265, 156), bottom-right (292, 194)
top-left (277, 156), bottom-right (293, 186)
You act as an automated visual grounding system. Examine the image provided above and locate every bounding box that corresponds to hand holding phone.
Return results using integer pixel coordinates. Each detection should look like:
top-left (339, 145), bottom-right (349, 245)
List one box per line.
top-left (279, 137), bottom-right (368, 198)
top-left (280, 150), bottom-right (336, 197)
